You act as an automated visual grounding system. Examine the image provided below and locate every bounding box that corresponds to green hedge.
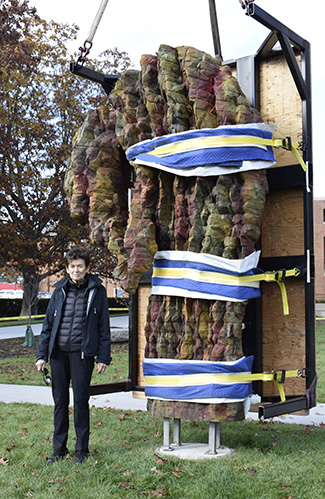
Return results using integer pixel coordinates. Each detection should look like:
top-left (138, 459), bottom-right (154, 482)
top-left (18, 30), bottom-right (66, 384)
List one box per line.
top-left (0, 299), bottom-right (22, 317)
top-left (0, 299), bottom-right (50, 317)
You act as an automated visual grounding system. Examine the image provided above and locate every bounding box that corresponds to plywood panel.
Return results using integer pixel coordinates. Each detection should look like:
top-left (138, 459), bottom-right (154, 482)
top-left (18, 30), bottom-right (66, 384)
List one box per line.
top-left (262, 189), bottom-right (304, 257)
top-left (137, 284), bottom-right (152, 387)
top-left (262, 280), bottom-right (305, 397)
top-left (259, 55), bottom-right (302, 167)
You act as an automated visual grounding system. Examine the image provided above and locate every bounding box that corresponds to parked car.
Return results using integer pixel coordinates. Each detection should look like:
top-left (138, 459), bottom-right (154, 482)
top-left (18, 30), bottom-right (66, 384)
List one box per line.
top-left (37, 292), bottom-right (52, 299)
top-left (0, 290), bottom-right (23, 299)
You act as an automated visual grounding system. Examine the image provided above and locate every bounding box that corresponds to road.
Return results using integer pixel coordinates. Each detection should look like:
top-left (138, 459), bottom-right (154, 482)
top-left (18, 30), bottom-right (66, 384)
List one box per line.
top-left (0, 315), bottom-right (129, 340)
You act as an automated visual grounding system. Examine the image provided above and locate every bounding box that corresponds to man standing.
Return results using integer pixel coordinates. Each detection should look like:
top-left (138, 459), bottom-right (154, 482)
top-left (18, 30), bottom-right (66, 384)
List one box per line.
top-left (36, 247), bottom-right (111, 464)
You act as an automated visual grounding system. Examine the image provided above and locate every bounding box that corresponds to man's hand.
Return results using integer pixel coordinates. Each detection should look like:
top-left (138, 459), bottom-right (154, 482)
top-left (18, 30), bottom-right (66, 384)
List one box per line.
top-left (36, 359), bottom-right (46, 372)
top-left (97, 362), bottom-right (107, 374)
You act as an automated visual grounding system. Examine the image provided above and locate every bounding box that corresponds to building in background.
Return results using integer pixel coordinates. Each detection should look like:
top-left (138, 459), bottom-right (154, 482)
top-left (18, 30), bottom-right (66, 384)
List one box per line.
top-left (314, 198), bottom-right (325, 301)
top-left (38, 272), bottom-right (125, 299)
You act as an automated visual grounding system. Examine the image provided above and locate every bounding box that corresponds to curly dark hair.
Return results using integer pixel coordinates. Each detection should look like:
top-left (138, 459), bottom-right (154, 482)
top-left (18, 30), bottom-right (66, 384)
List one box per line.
top-left (65, 247), bottom-right (90, 267)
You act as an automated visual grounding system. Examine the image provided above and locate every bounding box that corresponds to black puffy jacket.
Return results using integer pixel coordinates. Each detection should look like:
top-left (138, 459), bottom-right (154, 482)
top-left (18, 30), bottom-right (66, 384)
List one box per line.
top-left (36, 274), bottom-right (111, 365)
top-left (55, 277), bottom-right (90, 352)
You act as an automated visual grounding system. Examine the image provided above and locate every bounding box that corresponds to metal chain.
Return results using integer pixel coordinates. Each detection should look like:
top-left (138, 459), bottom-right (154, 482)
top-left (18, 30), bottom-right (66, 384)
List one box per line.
top-left (77, 0), bottom-right (110, 65)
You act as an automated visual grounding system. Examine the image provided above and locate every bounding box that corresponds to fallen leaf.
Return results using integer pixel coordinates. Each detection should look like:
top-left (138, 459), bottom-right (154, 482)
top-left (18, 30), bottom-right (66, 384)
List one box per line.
top-left (279, 483), bottom-right (291, 489)
top-left (118, 482), bottom-right (131, 489)
top-left (151, 467), bottom-right (163, 475)
top-left (152, 488), bottom-right (163, 497)
top-left (298, 449), bottom-right (308, 455)
top-left (154, 458), bottom-right (165, 466)
top-left (93, 421), bottom-right (102, 426)
top-left (172, 471), bottom-right (181, 478)
top-left (154, 453), bottom-right (169, 463)
top-left (303, 427), bottom-right (314, 434)
top-left (0, 457), bottom-right (9, 466)
top-left (6, 443), bottom-right (17, 452)
top-left (48, 478), bottom-right (67, 485)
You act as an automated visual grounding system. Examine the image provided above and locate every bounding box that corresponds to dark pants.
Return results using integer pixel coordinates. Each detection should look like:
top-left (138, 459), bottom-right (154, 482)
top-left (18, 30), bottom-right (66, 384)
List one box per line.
top-left (50, 350), bottom-right (94, 455)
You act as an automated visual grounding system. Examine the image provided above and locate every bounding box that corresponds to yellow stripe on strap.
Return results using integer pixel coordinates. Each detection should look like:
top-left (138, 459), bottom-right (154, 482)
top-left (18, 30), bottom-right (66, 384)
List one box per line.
top-left (152, 267), bottom-right (300, 315)
top-left (144, 369), bottom-right (302, 403)
top-left (153, 267), bottom-right (299, 285)
top-left (144, 370), bottom-right (300, 387)
top-left (148, 135), bottom-right (270, 156)
top-left (146, 134), bottom-right (306, 171)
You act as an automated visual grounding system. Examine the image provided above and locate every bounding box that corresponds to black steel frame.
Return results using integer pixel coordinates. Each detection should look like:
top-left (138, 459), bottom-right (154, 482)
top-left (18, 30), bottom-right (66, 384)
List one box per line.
top-left (70, 61), bottom-right (120, 96)
top-left (238, 3), bottom-right (315, 419)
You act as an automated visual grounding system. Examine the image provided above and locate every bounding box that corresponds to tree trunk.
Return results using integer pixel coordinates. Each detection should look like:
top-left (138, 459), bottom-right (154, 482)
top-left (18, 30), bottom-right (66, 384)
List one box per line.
top-left (20, 271), bottom-right (41, 318)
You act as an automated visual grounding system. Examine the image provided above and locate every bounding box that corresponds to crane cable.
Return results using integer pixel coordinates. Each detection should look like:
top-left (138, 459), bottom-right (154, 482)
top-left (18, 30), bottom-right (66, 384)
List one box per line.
top-left (77, 0), bottom-right (110, 64)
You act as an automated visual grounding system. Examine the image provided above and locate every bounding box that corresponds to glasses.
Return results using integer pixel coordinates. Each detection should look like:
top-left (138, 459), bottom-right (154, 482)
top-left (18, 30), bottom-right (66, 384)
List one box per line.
top-left (42, 367), bottom-right (51, 386)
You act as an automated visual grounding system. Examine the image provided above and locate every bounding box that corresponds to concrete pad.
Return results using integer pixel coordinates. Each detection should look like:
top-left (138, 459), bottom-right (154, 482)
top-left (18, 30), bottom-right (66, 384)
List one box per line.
top-left (89, 391), bottom-right (147, 411)
top-left (156, 443), bottom-right (234, 460)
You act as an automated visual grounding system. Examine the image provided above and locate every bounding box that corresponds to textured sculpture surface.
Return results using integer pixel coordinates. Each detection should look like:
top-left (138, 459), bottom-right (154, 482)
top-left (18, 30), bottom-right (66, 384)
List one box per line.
top-left (66, 45), bottom-right (269, 421)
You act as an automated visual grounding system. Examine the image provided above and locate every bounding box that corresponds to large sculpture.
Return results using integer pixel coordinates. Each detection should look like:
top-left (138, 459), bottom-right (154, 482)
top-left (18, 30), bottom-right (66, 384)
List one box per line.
top-left (65, 45), bottom-right (271, 421)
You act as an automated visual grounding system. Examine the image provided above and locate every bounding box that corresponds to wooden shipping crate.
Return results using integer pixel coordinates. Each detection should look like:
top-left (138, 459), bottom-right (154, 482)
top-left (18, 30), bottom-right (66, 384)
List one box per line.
top-left (132, 49), bottom-right (315, 417)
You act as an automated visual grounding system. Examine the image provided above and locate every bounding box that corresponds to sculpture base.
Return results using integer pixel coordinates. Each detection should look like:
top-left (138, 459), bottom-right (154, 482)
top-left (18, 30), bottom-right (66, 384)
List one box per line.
top-left (147, 398), bottom-right (246, 422)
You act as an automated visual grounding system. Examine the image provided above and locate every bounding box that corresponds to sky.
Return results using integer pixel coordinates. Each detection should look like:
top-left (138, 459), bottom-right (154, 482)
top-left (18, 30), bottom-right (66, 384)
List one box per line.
top-left (30, 0), bottom-right (325, 196)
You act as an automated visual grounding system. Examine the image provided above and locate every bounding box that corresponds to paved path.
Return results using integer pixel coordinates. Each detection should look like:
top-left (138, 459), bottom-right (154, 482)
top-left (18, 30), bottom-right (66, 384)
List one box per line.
top-left (0, 315), bottom-right (129, 340)
top-left (0, 383), bottom-right (324, 425)
top-left (0, 384), bottom-right (147, 411)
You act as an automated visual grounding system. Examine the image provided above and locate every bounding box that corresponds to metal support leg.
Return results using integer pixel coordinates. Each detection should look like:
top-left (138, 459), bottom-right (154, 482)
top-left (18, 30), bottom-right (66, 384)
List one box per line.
top-left (207, 422), bottom-right (220, 454)
top-left (162, 417), bottom-right (173, 451)
top-left (172, 418), bottom-right (181, 446)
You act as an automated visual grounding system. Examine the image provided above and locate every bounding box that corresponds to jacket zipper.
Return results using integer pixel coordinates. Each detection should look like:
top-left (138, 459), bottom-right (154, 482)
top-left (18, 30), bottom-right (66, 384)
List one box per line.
top-left (82, 288), bottom-right (98, 360)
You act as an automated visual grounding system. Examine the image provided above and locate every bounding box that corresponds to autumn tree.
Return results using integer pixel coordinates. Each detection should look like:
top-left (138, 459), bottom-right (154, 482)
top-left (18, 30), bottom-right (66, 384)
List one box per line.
top-left (0, 0), bottom-right (132, 315)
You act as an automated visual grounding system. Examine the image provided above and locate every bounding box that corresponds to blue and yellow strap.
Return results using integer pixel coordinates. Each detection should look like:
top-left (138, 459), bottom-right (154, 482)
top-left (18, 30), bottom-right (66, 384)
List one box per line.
top-left (147, 134), bottom-right (306, 171)
top-left (144, 368), bottom-right (305, 403)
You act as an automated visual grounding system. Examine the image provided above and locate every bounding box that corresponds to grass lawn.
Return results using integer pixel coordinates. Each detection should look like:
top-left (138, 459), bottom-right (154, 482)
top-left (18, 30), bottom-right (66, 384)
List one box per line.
top-left (0, 342), bottom-right (129, 387)
top-left (0, 324), bottom-right (324, 497)
top-left (0, 402), bottom-right (325, 498)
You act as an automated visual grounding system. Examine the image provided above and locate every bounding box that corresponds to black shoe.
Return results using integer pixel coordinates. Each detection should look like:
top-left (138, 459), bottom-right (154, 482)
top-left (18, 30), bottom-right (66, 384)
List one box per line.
top-left (75, 451), bottom-right (88, 465)
top-left (47, 453), bottom-right (67, 464)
